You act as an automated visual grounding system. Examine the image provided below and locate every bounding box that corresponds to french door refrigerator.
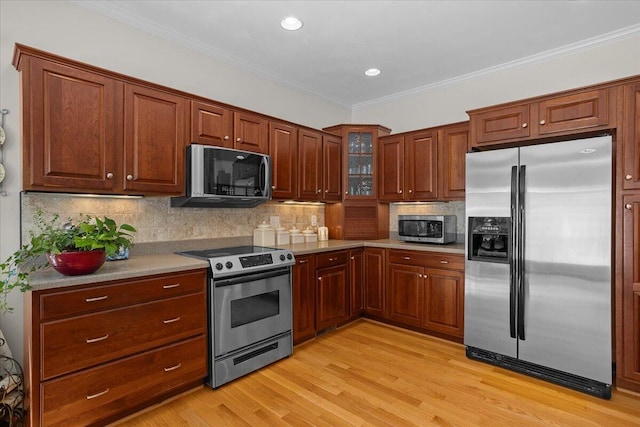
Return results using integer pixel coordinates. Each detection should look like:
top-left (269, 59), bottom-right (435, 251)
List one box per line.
top-left (464, 135), bottom-right (612, 399)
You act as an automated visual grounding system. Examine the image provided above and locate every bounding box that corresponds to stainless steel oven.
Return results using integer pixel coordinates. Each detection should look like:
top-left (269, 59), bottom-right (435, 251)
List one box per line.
top-left (179, 246), bottom-right (294, 388)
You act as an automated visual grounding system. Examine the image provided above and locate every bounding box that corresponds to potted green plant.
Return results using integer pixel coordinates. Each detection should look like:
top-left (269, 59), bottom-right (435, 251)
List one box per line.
top-left (0, 211), bottom-right (136, 312)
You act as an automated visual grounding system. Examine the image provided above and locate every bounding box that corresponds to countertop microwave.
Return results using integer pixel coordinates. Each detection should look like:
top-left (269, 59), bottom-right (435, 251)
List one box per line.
top-left (171, 144), bottom-right (271, 208)
top-left (398, 215), bottom-right (457, 244)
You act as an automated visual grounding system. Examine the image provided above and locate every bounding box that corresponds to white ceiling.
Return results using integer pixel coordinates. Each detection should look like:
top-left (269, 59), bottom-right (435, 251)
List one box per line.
top-left (79, 1), bottom-right (640, 108)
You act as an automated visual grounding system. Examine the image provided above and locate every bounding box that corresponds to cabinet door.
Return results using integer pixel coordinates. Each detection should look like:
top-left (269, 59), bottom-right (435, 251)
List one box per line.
top-left (471, 104), bottom-right (531, 147)
top-left (23, 57), bottom-right (117, 192)
top-left (537, 89), bottom-right (611, 136)
top-left (623, 81), bottom-right (640, 190)
top-left (323, 134), bottom-right (342, 201)
top-left (190, 100), bottom-right (233, 147)
top-left (621, 195), bottom-right (640, 386)
top-left (406, 131), bottom-right (438, 200)
top-left (345, 130), bottom-right (376, 199)
top-left (364, 248), bottom-right (385, 317)
top-left (292, 255), bottom-right (316, 345)
top-left (234, 111), bottom-right (268, 154)
top-left (123, 84), bottom-right (187, 194)
top-left (386, 263), bottom-right (423, 326)
top-left (298, 129), bottom-right (323, 200)
top-left (422, 268), bottom-right (465, 337)
top-left (349, 248), bottom-right (364, 316)
top-left (316, 264), bottom-right (349, 330)
top-left (379, 135), bottom-right (404, 201)
top-left (439, 123), bottom-right (468, 200)
top-left (269, 121), bottom-right (298, 199)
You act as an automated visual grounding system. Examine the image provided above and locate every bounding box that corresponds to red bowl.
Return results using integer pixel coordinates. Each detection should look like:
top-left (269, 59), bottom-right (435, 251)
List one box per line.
top-left (46, 250), bottom-right (106, 276)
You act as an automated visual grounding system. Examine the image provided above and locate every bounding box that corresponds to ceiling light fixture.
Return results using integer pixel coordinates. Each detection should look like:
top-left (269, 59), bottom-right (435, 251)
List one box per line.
top-left (364, 68), bottom-right (381, 77)
top-left (280, 16), bottom-right (303, 31)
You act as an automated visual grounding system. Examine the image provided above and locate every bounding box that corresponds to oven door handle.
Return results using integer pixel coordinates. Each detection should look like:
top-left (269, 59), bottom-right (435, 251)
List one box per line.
top-left (214, 267), bottom-right (291, 287)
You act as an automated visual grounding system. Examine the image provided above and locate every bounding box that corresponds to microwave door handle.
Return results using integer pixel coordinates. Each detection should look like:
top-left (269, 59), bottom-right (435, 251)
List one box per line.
top-left (260, 156), bottom-right (269, 197)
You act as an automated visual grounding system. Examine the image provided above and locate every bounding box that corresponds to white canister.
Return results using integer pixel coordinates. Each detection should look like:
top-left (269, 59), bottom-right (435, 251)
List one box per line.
top-left (289, 226), bottom-right (304, 244)
top-left (253, 222), bottom-right (276, 247)
top-left (317, 226), bottom-right (329, 241)
top-left (302, 228), bottom-right (317, 243)
top-left (275, 226), bottom-right (290, 245)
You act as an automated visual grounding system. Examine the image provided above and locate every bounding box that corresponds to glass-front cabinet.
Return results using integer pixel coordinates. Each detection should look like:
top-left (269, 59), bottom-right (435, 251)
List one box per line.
top-left (323, 124), bottom-right (391, 200)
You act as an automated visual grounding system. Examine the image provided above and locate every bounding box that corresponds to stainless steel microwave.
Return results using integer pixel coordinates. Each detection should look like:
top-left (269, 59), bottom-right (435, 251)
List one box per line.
top-left (398, 215), bottom-right (457, 244)
top-left (171, 144), bottom-right (271, 208)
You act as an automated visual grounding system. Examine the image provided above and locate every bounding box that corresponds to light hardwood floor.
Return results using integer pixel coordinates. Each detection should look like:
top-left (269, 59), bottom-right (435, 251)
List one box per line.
top-left (114, 320), bottom-right (640, 426)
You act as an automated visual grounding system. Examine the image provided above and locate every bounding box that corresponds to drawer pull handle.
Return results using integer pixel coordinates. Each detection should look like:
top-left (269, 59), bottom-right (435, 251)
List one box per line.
top-left (86, 388), bottom-right (110, 400)
top-left (85, 295), bottom-right (108, 303)
top-left (163, 283), bottom-right (180, 289)
top-left (329, 257), bottom-right (337, 261)
top-left (164, 363), bottom-right (182, 372)
top-left (402, 256), bottom-right (411, 260)
top-left (298, 260), bottom-right (308, 264)
top-left (86, 334), bottom-right (109, 344)
top-left (163, 317), bottom-right (181, 324)
top-left (439, 260), bottom-right (449, 264)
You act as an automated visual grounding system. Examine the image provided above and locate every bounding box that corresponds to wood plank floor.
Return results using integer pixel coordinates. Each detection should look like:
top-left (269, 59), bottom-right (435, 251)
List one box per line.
top-left (113, 320), bottom-right (640, 426)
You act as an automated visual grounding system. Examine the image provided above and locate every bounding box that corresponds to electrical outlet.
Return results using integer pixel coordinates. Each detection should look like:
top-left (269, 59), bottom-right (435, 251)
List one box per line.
top-left (270, 216), bottom-right (280, 227)
top-left (310, 215), bottom-right (317, 226)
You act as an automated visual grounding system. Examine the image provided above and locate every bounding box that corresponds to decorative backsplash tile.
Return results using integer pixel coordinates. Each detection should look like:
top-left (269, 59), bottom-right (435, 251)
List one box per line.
top-left (21, 194), bottom-right (325, 244)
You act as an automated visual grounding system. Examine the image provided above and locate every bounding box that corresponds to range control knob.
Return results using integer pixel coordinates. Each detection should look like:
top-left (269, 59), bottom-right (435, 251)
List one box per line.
top-left (225, 261), bottom-right (233, 269)
top-left (280, 254), bottom-right (286, 261)
top-left (287, 253), bottom-right (293, 260)
top-left (215, 263), bottom-right (223, 271)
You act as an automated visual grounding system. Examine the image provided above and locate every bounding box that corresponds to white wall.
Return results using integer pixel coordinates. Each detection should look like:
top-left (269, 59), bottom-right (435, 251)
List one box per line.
top-left (0, 0), bottom-right (350, 363)
top-left (352, 34), bottom-right (640, 132)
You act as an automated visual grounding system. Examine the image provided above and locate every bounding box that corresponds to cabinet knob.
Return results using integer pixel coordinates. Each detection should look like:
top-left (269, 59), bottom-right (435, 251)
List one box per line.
top-left (345, 191), bottom-right (349, 195)
top-left (236, 137), bottom-right (242, 142)
top-left (625, 174), bottom-right (633, 180)
top-left (318, 277), bottom-right (322, 281)
top-left (317, 189), bottom-right (322, 193)
top-left (540, 120), bottom-right (546, 125)
top-left (325, 189), bottom-right (329, 193)
top-left (224, 136), bottom-right (230, 140)
top-left (350, 256), bottom-right (354, 260)
top-left (424, 273), bottom-right (429, 279)
top-left (522, 123), bottom-right (528, 128)
top-left (106, 172), bottom-right (114, 179)
top-left (418, 273), bottom-right (423, 278)
top-left (272, 185), bottom-right (276, 189)
top-left (625, 203), bottom-right (633, 210)
top-left (126, 174), bottom-right (134, 181)
top-left (398, 189), bottom-right (403, 194)
top-left (409, 189), bottom-right (413, 194)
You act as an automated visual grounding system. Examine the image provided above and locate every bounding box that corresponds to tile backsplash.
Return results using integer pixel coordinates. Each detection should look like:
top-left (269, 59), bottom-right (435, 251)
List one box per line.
top-left (21, 194), bottom-right (324, 244)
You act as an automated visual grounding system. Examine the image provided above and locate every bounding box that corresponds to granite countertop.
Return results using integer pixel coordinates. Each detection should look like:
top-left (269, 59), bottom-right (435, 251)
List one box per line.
top-left (26, 237), bottom-right (465, 291)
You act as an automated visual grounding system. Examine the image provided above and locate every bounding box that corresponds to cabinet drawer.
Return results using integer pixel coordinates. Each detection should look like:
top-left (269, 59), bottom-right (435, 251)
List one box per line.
top-left (388, 250), bottom-right (464, 270)
top-left (41, 293), bottom-right (205, 380)
top-left (41, 335), bottom-right (206, 427)
top-left (40, 269), bottom-right (206, 321)
top-left (315, 250), bottom-right (348, 269)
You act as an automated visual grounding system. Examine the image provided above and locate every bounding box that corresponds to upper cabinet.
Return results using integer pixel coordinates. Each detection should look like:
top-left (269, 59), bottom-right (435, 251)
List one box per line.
top-left (269, 121), bottom-right (298, 199)
top-left (297, 129), bottom-right (341, 201)
top-left (379, 122), bottom-right (467, 202)
top-left (234, 111), bottom-right (269, 154)
top-left (190, 100), bottom-right (233, 148)
top-left (14, 48), bottom-right (188, 196)
top-left (622, 80), bottom-right (640, 191)
top-left (469, 87), bottom-right (616, 149)
top-left (323, 125), bottom-right (391, 200)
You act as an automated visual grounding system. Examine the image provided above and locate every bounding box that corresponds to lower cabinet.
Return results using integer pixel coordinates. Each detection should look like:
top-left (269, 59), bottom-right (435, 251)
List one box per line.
top-left (349, 248), bottom-right (365, 317)
top-left (364, 247), bottom-right (386, 317)
top-left (316, 251), bottom-right (350, 330)
top-left (25, 269), bottom-right (208, 427)
top-left (292, 254), bottom-right (316, 345)
top-left (386, 249), bottom-right (465, 339)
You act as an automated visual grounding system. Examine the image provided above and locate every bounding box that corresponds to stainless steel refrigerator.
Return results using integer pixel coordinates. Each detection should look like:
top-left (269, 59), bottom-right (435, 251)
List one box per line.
top-left (464, 135), bottom-right (612, 398)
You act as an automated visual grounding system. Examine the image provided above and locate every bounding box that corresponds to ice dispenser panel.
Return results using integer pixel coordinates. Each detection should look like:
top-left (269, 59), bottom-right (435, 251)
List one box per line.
top-left (468, 217), bottom-right (511, 264)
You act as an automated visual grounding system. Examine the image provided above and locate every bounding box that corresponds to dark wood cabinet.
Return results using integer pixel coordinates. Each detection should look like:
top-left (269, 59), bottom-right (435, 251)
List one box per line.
top-left (325, 200), bottom-right (389, 240)
top-left (469, 87), bottom-right (615, 149)
top-left (297, 129), bottom-right (342, 201)
top-left (379, 134), bottom-right (405, 201)
top-left (364, 248), bottom-right (386, 317)
top-left (18, 56), bottom-right (119, 193)
top-left (269, 121), bottom-right (298, 199)
top-left (25, 270), bottom-right (208, 427)
top-left (349, 248), bottom-right (364, 317)
top-left (190, 100), bottom-right (233, 148)
top-left (439, 122), bottom-right (468, 200)
top-left (622, 81), bottom-right (640, 191)
top-left (292, 254), bottom-right (316, 345)
top-left (385, 250), bottom-right (465, 339)
top-left (123, 84), bottom-right (187, 195)
top-left (234, 111), bottom-right (269, 154)
top-left (406, 130), bottom-right (438, 200)
top-left (315, 251), bottom-right (349, 330)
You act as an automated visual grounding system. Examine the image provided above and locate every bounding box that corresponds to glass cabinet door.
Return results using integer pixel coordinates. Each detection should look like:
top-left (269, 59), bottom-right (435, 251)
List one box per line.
top-left (347, 132), bottom-right (374, 197)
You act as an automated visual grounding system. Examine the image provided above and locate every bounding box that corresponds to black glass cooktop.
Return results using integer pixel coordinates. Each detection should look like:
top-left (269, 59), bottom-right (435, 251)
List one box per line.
top-left (179, 245), bottom-right (278, 260)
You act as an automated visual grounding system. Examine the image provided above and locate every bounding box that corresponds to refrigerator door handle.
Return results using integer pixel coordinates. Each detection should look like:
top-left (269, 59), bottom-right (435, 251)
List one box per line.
top-left (509, 165), bottom-right (518, 339)
top-left (517, 165), bottom-right (527, 340)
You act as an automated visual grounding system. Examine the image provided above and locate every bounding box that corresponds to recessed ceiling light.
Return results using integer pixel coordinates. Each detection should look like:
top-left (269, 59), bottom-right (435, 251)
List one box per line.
top-left (280, 16), bottom-right (303, 31)
top-left (364, 68), bottom-right (381, 77)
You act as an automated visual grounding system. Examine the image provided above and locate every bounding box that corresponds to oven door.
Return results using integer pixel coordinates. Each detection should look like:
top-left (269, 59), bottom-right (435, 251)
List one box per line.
top-left (213, 267), bottom-right (292, 356)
